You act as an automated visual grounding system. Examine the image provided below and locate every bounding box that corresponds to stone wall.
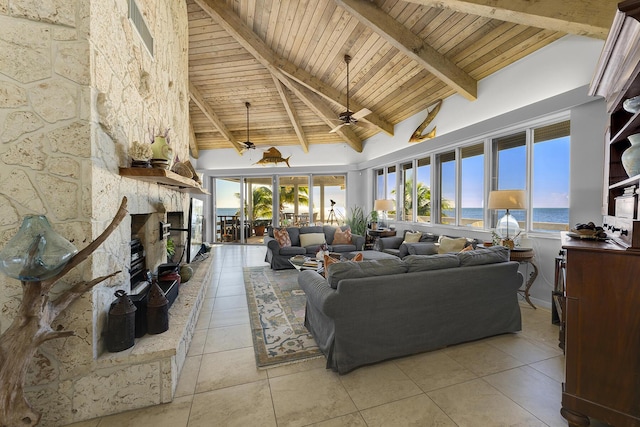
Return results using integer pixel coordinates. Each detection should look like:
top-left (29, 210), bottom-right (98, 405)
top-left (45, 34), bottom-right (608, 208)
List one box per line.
top-left (0, 0), bottom-right (191, 424)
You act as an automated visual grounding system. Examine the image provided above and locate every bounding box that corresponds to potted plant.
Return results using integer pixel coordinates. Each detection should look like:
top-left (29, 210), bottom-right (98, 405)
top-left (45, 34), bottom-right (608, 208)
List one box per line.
top-left (345, 207), bottom-right (368, 238)
top-left (253, 219), bottom-right (271, 236)
top-left (369, 210), bottom-right (379, 230)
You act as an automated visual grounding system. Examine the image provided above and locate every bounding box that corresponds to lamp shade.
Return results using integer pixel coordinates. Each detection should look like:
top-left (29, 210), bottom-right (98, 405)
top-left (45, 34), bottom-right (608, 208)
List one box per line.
top-left (374, 199), bottom-right (395, 211)
top-left (487, 190), bottom-right (526, 210)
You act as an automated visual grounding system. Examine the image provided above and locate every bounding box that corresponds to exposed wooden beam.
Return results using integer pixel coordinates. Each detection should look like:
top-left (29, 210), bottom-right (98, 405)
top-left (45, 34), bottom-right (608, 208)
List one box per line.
top-left (193, 0), bottom-right (393, 139)
top-left (188, 82), bottom-right (243, 153)
top-left (282, 77), bottom-right (363, 152)
top-left (335, 0), bottom-right (477, 101)
top-left (403, 0), bottom-right (617, 40)
top-left (188, 119), bottom-right (200, 159)
top-left (271, 75), bottom-right (310, 153)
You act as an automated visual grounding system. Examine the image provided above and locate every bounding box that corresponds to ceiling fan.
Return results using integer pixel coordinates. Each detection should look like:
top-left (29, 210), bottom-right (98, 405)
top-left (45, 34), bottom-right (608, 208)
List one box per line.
top-left (329, 54), bottom-right (372, 134)
top-left (240, 102), bottom-right (256, 153)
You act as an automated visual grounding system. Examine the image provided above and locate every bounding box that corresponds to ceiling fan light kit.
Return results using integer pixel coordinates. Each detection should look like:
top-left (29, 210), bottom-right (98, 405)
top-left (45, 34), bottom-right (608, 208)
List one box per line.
top-left (329, 54), bottom-right (372, 134)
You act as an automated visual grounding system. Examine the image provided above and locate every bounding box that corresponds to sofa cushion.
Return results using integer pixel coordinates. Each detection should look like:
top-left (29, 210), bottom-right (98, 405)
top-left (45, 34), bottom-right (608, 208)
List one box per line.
top-left (403, 231), bottom-right (422, 243)
top-left (333, 227), bottom-right (352, 244)
top-left (437, 236), bottom-right (467, 254)
top-left (273, 228), bottom-right (292, 247)
top-left (326, 258), bottom-right (408, 289)
top-left (330, 244), bottom-right (357, 253)
top-left (406, 242), bottom-right (438, 256)
top-left (279, 246), bottom-right (307, 256)
top-left (457, 245), bottom-right (509, 266)
top-left (403, 254), bottom-right (460, 272)
top-left (299, 232), bottom-right (326, 247)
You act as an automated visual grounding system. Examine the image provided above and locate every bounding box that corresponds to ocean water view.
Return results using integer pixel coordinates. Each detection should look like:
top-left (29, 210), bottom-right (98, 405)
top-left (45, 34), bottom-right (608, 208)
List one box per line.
top-left (443, 208), bottom-right (569, 224)
top-left (217, 207), bottom-right (569, 225)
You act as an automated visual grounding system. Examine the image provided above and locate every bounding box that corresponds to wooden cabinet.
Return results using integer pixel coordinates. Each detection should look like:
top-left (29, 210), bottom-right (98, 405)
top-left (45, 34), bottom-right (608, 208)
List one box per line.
top-left (561, 2), bottom-right (640, 425)
top-left (560, 235), bottom-right (640, 426)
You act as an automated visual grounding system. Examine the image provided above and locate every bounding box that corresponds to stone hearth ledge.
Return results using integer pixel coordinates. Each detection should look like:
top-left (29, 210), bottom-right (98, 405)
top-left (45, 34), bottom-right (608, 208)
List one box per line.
top-left (75, 255), bottom-right (214, 419)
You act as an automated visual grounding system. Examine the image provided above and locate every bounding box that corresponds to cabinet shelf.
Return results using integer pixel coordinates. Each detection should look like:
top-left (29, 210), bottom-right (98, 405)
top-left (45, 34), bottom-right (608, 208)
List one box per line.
top-left (119, 167), bottom-right (209, 195)
top-left (611, 110), bottom-right (640, 144)
top-left (609, 173), bottom-right (640, 190)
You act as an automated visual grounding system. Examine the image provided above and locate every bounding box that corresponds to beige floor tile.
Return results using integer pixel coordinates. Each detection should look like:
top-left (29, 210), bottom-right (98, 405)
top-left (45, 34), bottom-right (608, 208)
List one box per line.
top-left (209, 307), bottom-right (249, 328)
top-left (485, 365), bottom-right (566, 427)
top-left (186, 329), bottom-right (206, 357)
top-left (96, 395), bottom-right (192, 427)
top-left (266, 356), bottom-right (327, 378)
top-left (486, 333), bottom-right (563, 364)
top-left (444, 340), bottom-right (524, 376)
top-left (174, 355), bottom-right (202, 398)
top-left (64, 420), bottom-right (100, 427)
top-left (195, 347), bottom-right (267, 393)
top-left (530, 355), bottom-right (565, 383)
top-left (428, 378), bottom-right (545, 426)
top-left (193, 309), bottom-right (211, 331)
top-left (215, 284), bottom-right (246, 297)
top-left (269, 368), bottom-right (357, 427)
top-left (187, 380), bottom-right (276, 427)
top-left (339, 362), bottom-right (422, 410)
top-left (395, 350), bottom-right (478, 392)
top-left (308, 412), bottom-right (368, 427)
top-left (203, 323), bottom-right (252, 353)
top-left (360, 394), bottom-right (456, 427)
top-left (212, 295), bottom-right (247, 310)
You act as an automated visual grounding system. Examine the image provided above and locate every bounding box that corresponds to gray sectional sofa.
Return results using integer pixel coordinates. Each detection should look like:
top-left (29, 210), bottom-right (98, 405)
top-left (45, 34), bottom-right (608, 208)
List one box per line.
top-left (375, 230), bottom-right (479, 258)
top-left (298, 246), bottom-right (523, 374)
top-left (264, 225), bottom-right (365, 270)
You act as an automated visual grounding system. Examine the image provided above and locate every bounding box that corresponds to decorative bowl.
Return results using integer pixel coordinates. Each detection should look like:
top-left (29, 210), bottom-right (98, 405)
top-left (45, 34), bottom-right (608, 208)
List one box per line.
top-left (623, 95), bottom-right (640, 113)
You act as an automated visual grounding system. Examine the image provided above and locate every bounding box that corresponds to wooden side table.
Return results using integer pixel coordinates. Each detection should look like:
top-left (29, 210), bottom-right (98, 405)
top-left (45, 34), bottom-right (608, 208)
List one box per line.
top-left (366, 229), bottom-right (396, 250)
top-left (509, 248), bottom-right (538, 309)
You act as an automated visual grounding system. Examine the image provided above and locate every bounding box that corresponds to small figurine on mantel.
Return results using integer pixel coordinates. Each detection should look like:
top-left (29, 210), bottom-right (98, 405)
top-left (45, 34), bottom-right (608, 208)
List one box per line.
top-left (129, 140), bottom-right (153, 168)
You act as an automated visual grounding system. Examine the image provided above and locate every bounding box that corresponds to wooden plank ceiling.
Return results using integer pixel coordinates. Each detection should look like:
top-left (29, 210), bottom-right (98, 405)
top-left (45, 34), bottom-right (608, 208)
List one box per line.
top-left (188, 0), bottom-right (617, 155)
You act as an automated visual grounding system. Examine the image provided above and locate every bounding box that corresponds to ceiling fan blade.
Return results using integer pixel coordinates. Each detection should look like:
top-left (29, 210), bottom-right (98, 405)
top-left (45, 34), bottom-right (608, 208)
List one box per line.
top-left (352, 108), bottom-right (371, 120)
top-left (329, 123), bottom-right (346, 133)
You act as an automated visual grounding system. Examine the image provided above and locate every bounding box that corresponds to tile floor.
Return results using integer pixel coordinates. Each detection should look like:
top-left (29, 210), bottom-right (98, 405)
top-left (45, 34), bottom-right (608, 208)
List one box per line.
top-left (67, 244), bottom-right (599, 427)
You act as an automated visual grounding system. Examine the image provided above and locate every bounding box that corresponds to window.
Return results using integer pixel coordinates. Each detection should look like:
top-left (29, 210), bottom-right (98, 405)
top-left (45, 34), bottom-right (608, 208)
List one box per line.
top-left (492, 132), bottom-right (527, 229)
top-left (532, 121), bottom-right (570, 232)
top-left (416, 157), bottom-right (431, 223)
top-left (400, 162), bottom-right (413, 221)
top-left (438, 151), bottom-right (456, 224)
top-left (371, 116), bottom-right (570, 235)
top-left (278, 176), bottom-right (309, 227)
top-left (313, 175), bottom-right (346, 225)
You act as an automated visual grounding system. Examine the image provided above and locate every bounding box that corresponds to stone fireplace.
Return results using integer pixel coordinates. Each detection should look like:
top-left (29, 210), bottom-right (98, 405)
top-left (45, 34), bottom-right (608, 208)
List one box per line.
top-left (0, 2), bottom-right (207, 425)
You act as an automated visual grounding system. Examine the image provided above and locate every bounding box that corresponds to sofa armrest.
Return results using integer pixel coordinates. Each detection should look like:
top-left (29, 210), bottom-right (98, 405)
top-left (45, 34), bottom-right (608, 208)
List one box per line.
top-left (264, 235), bottom-right (281, 253)
top-left (298, 270), bottom-right (339, 316)
top-left (376, 236), bottom-right (404, 251)
top-left (351, 234), bottom-right (365, 251)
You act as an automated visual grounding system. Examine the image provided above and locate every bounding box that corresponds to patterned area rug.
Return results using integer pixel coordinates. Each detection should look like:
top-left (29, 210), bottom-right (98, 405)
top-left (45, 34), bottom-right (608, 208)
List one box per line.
top-left (243, 266), bottom-right (322, 369)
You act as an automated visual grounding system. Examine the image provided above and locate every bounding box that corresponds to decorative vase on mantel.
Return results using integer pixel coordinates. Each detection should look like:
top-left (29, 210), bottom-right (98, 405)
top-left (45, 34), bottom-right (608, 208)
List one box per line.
top-left (622, 133), bottom-right (640, 178)
top-left (151, 136), bottom-right (174, 169)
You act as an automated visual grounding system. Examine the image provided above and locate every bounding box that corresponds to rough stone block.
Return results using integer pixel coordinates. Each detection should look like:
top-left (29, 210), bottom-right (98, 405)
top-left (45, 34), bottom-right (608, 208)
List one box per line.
top-left (0, 17), bottom-right (51, 82)
top-left (0, 80), bottom-right (28, 108)
top-left (49, 121), bottom-right (91, 157)
top-left (54, 41), bottom-right (89, 85)
top-left (30, 80), bottom-right (78, 123)
top-left (37, 173), bottom-right (79, 220)
top-left (0, 110), bottom-right (44, 142)
top-left (10, 0), bottom-right (75, 27)
top-left (1, 133), bottom-right (47, 170)
top-left (3, 169), bottom-right (45, 212)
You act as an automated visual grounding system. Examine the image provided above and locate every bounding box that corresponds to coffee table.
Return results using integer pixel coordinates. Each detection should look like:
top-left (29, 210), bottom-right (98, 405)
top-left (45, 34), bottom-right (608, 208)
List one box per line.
top-left (289, 256), bottom-right (324, 275)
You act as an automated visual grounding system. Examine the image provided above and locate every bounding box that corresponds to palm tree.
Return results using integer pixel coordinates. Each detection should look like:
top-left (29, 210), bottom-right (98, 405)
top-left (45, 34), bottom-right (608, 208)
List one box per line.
top-left (278, 185), bottom-right (309, 224)
top-left (394, 179), bottom-right (450, 219)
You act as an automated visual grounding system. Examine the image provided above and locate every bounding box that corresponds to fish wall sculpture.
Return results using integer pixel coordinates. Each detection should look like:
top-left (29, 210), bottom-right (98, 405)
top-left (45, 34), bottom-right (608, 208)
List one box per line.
top-left (255, 147), bottom-right (291, 167)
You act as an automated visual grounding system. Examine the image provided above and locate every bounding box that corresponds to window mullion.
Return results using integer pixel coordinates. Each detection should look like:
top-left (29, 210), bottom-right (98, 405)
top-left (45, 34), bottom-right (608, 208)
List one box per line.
top-left (526, 128), bottom-right (534, 233)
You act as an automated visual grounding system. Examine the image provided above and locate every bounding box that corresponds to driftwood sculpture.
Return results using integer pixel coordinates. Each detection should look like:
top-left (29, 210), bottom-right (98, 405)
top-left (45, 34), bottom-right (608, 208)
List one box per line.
top-left (0, 197), bottom-right (128, 427)
top-left (409, 99), bottom-right (442, 143)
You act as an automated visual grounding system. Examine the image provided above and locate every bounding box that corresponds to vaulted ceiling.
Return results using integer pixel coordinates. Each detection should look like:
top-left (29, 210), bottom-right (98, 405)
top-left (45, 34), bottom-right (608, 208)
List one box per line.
top-left (187, 0), bottom-right (616, 157)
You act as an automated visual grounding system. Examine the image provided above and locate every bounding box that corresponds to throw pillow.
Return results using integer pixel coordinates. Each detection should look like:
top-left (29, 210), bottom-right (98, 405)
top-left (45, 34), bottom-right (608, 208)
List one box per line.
top-left (403, 231), bottom-right (422, 244)
top-left (438, 236), bottom-right (467, 254)
top-left (273, 228), bottom-right (291, 247)
top-left (406, 242), bottom-right (438, 255)
top-left (332, 227), bottom-right (352, 245)
top-left (324, 252), bottom-right (363, 270)
top-left (299, 232), bottom-right (326, 247)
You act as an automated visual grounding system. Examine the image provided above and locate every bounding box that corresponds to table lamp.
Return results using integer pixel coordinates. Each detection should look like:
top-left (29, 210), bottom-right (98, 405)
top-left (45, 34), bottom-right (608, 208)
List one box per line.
top-left (374, 199), bottom-right (395, 229)
top-left (488, 190), bottom-right (526, 243)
